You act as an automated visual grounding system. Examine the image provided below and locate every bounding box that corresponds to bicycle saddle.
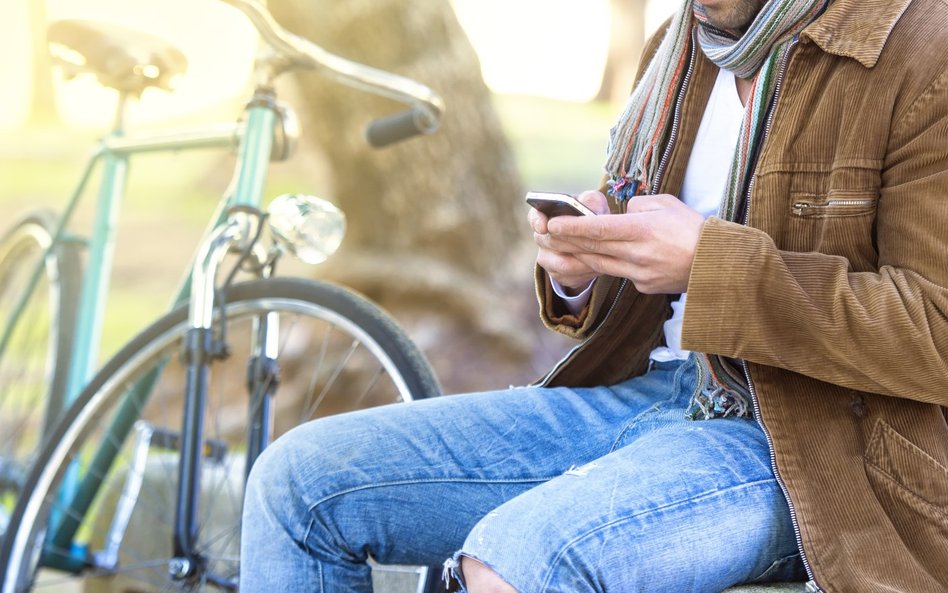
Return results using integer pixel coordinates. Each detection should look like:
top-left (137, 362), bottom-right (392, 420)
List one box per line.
top-left (47, 20), bottom-right (188, 96)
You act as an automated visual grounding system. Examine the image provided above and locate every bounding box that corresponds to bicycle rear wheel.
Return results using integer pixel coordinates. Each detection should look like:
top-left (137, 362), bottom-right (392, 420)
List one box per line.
top-left (0, 211), bottom-right (80, 542)
top-left (1, 277), bottom-right (440, 592)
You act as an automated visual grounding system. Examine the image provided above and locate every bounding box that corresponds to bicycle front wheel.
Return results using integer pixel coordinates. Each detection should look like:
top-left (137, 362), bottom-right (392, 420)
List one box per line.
top-left (0, 211), bottom-right (80, 542)
top-left (1, 277), bottom-right (440, 593)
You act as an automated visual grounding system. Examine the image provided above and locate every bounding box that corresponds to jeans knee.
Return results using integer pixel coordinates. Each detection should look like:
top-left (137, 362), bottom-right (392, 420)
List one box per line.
top-left (245, 416), bottom-right (363, 517)
top-left (243, 434), bottom-right (294, 524)
top-left (244, 421), bottom-right (325, 516)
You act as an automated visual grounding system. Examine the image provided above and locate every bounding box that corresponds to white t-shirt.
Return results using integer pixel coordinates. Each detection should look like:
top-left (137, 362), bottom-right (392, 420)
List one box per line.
top-left (555, 67), bottom-right (745, 361)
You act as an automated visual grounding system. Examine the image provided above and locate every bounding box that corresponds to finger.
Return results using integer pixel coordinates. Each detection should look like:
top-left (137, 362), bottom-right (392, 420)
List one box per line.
top-left (625, 194), bottom-right (679, 213)
top-left (537, 230), bottom-right (600, 255)
top-left (527, 206), bottom-right (550, 234)
top-left (537, 249), bottom-right (597, 283)
top-left (536, 233), bottom-right (618, 261)
top-left (571, 251), bottom-right (685, 295)
top-left (547, 211), bottom-right (648, 243)
top-left (575, 253), bottom-right (652, 292)
top-left (576, 190), bottom-right (611, 215)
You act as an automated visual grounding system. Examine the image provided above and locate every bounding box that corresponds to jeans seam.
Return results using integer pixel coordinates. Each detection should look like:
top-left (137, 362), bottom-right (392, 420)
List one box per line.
top-left (300, 476), bottom-right (562, 552)
top-left (537, 477), bottom-right (778, 592)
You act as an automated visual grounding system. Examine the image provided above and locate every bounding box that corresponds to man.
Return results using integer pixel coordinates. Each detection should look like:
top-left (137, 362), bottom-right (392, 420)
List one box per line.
top-left (240, 0), bottom-right (948, 591)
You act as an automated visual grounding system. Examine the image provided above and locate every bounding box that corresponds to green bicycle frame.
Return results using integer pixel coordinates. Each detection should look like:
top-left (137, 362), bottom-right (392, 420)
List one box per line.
top-left (37, 88), bottom-right (280, 572)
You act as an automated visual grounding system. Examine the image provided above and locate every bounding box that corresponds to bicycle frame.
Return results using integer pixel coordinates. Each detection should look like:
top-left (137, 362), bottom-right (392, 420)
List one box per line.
top-left (27, 87), bottom-right (284, 577)
top-left (4, 1), bottom-right (444, 585)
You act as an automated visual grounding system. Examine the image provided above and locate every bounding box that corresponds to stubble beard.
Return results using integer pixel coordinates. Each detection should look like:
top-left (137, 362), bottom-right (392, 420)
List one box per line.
top-left (702, 0), bottom-right (768, 33)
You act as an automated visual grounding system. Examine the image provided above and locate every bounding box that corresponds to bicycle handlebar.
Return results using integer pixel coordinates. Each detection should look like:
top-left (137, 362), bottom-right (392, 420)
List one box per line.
top-left (220, 0), bottom-right (445, 145)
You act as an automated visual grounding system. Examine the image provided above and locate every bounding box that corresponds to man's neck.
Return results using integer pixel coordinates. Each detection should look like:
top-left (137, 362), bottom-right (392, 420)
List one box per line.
top-left (735, 76), bottom-right (754, 107)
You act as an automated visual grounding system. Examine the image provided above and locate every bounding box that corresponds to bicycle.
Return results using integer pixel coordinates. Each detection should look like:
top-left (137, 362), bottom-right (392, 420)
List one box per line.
top-left (0, 1), bottom-right (447, 590)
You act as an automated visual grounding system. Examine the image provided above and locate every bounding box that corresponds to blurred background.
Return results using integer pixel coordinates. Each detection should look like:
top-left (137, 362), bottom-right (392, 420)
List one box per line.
top-left (0, 0), bottom-right (675, 394)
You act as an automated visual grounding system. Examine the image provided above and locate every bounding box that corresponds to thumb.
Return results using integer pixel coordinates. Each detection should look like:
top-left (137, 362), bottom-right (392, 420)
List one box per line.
top-left (625, 194), bottom-right (678, 213)
top-left (576, 190), bottom-right (611, 215)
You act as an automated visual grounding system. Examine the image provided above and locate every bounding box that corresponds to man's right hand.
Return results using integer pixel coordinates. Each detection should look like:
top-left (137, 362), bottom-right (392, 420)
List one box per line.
top-left (530, 190), bottom-right (610, 295)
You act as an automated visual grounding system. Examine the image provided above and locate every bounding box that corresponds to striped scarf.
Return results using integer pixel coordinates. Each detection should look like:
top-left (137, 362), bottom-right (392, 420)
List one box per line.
top-left (605, 0), bottom-right (828, 210)
top-left (604, 0), bottom-right (829, 418)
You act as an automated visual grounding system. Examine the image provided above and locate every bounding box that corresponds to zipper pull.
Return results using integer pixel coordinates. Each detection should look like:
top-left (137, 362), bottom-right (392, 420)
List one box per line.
top-left (792, 202), bottom-right (815, 216)
top-left (805, 580), bottom-right (824, 593)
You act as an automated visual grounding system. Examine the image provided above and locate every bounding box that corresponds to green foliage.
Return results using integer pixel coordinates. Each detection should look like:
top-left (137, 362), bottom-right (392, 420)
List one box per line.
top-left (496, 94), bottom-right (617, 193)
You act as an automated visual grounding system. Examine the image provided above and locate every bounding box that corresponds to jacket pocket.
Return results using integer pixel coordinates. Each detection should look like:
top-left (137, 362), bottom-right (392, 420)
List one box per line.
top-left (864, 419), bottom-right (948, 582)
top-left (784, 188), bottom-right (879, 270)
top-left (790, 190), bottom-right (878, 218)
top-left (865, 419), bottom-right (948, 514)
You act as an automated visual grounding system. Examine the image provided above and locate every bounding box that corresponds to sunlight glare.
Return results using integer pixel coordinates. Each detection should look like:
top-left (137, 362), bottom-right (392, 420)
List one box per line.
top-left (0, 0), bottom-right (680, 130)
top-left (45, 0), bottom-right (257, 129)
top-left (0, 1), bottom-right (31, 128)
top-left (452, 0), bottom-right (610, 102)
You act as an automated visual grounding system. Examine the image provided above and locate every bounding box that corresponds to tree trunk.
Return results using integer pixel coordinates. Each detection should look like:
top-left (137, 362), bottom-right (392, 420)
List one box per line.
top-left (595, 0), bottom-right (647, 104)
top-left (267, 0), bottom-right (557, 392)
top-left (27, 0), bottom-right (58, 125)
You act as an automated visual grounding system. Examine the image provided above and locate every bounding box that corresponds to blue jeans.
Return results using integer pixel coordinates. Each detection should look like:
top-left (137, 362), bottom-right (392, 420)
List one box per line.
top-left (239, 357), bottom-right (804, 592)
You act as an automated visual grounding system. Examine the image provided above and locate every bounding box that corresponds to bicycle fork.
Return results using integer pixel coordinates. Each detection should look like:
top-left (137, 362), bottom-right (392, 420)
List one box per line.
top-left (170, 213), bottom-right (276, 585)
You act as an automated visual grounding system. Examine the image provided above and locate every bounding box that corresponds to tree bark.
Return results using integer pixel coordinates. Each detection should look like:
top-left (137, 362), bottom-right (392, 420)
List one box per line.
top-left (267, 0), bottom-right (558, 392)
top-left (595, 0), bottom-right (647, 104)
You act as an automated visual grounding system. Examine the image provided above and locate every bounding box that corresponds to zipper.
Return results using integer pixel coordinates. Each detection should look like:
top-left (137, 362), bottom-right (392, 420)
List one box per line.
top-left (740, 36), bottom-right (820, 587)
top-left (535, 280), bottom-right (629, 387)
top-left (651, 39), bottom-right (698, 195)
top-left (743, 38), bottom-right (797, 226)
top-left (791, 198), bottom-right (876, 217)
top-left (743, 361), bottom-right (817, 583)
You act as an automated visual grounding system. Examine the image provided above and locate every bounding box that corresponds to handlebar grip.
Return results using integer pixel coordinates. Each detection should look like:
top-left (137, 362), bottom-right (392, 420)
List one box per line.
top-left (365, 107), bottom-right (438, 148)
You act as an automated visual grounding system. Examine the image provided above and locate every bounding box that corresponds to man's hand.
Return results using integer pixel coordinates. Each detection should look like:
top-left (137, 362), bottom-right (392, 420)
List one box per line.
top-left (530, 190), bottom-right (611, 294)
top-left (543, 194), bottom-right (706, 295)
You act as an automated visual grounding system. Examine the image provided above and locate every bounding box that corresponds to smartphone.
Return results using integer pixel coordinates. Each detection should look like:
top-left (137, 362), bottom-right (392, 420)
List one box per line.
top-left (525, 191), bottom-right (597, 217)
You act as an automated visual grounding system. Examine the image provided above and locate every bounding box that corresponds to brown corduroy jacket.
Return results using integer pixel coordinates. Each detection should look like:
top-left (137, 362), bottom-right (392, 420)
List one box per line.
top-left (534, 0), bottom-right (948, 591)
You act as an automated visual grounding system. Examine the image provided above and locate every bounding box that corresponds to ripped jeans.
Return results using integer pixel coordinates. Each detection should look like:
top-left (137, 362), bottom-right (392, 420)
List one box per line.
top-left (239, 356), bottom-right (805, 592)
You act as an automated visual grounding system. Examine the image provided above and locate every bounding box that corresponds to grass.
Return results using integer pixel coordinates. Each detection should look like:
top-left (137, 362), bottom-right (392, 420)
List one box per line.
top-left (496, 94), bottom-right (617, 193)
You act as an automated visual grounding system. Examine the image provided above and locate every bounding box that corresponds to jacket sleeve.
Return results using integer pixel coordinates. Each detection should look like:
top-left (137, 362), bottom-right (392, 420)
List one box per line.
top-left (681, 68), bottom-right (948, 406)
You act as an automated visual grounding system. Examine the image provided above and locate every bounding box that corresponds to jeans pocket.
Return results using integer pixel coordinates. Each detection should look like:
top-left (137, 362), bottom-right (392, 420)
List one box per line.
top-left (750, 553), bottom-right (804, 583)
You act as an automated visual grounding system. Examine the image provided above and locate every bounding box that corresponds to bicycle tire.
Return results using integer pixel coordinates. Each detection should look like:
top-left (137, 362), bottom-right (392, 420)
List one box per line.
top-left (1, 277), bottom-right (440, 592)
top-left (0, 211), bottom-right (80, 542)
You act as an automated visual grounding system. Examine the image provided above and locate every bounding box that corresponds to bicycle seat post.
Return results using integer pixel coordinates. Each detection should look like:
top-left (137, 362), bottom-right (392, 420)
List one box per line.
top-left (111, 92), bottom-right (130, 135)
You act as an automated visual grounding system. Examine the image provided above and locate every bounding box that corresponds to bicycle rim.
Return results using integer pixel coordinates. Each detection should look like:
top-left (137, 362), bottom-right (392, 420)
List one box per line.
top-left (0, 212), bottom-right (79, 543)
top-left (2, 278), bottom-right (440, 592)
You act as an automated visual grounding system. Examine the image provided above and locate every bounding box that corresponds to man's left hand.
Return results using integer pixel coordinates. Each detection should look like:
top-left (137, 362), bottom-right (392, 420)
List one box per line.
top-left (545, 194), bottom-right (706, 294)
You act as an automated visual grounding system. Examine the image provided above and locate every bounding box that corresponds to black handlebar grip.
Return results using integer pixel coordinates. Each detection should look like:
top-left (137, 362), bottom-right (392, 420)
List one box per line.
top-left (365, 108), bottom-right (436, 148)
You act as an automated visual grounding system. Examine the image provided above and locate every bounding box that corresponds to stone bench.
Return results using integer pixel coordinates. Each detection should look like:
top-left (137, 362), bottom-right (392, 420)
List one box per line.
top-left (384, 572), bottom-right (808, 592)
top-left (724, 585), bottom-right (807, 593)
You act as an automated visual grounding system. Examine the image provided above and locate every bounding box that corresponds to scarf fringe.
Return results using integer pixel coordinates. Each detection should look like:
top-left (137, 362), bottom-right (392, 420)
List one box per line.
top-left (688, 353), bottom-right (752, 420)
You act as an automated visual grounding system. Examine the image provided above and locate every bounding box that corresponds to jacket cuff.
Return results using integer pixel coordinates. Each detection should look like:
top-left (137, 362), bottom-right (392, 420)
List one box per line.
top-left (680, 217), bottom-right (769, 355)
top-left (535, 265), bottom-right (598, 339)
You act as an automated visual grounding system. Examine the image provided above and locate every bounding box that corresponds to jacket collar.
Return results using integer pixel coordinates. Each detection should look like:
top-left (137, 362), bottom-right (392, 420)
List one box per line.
top-left (803, 0), bottom-right (913, 68)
